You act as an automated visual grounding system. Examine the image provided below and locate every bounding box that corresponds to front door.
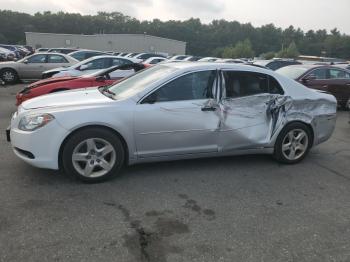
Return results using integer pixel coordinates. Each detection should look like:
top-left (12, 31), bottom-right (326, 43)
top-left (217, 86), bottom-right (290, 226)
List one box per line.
top-left (300, 67), bottom-right (329, 91)
top-left (134, 70), bottom-right (220, 158)
top-left (19, 54), bottom-right (47, 79)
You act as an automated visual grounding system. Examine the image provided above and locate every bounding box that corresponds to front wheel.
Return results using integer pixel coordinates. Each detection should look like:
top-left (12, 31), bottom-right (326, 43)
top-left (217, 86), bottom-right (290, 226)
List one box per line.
top-left (62, 128), bottom-right (125, 182)
top-left (1, 69), bottom-right (18, 84)
top-left (274, 122), bottom-right (312, 164)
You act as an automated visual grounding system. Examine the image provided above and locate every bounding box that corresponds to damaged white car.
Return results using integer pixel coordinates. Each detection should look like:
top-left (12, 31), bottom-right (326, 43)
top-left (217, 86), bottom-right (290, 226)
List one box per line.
top-left (7, 63), bottom-right (337, 182)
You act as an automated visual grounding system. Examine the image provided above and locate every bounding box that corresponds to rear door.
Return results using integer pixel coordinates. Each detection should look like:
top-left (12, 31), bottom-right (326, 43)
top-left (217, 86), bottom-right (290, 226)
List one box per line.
top-left (327, 68), bottom-right (350, 106)
top-left (218, 71), bottom-right (285, 150)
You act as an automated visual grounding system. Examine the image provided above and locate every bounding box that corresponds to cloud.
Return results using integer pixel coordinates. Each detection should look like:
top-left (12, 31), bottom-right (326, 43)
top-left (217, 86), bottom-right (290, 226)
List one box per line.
top-left (0, 0), bottom-right (349, 34)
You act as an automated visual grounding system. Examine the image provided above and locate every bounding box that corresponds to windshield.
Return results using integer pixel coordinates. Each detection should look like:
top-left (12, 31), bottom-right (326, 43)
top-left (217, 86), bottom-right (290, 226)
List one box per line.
top-left (108, 65), bottom-right (178, 100)
top-left (276, 66), bottom-right (309, 79)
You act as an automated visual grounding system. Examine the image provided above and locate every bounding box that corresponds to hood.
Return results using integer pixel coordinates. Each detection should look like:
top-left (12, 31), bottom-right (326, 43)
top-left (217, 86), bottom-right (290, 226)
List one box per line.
top-left (29, 76), bottom-right (80, 88)
top-left (0, 61), bottom-right (17, 67)
top-left (21, 88), bottom-right (113, 110)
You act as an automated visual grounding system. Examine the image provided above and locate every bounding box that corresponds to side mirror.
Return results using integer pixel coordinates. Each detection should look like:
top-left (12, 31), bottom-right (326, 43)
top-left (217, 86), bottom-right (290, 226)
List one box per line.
top-left (142, 93), bottom-right (157, 104)
top-left (23, 60), bottom-right (29, 64)
top-left (303, 74), bottom-right (316, 83)
top-left (79, 64), bottom-right (89, 71)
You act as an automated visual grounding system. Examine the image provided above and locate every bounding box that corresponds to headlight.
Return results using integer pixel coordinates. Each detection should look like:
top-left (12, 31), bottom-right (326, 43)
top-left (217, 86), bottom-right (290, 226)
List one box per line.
top-left (18, 114), bottom-right (55, 131)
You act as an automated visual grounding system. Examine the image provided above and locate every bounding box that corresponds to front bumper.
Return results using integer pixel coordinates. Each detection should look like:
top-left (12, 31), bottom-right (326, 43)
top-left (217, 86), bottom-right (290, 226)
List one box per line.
top-left (9, 120), bottom-right (69, 170)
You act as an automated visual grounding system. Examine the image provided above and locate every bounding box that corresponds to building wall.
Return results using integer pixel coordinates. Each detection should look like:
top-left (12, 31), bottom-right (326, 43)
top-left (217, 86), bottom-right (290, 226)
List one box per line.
top-left (25, 32), bottom-right (186, 55)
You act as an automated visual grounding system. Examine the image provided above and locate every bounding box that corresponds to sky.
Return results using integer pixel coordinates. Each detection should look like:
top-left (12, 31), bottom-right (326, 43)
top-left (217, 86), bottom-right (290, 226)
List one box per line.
top-left (2, 0), bottom-right (350, 34)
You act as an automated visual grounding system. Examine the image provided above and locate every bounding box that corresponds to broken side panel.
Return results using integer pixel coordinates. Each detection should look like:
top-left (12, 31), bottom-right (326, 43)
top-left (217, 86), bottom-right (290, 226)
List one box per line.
top-left (217, 94), bottom-right (278, 151)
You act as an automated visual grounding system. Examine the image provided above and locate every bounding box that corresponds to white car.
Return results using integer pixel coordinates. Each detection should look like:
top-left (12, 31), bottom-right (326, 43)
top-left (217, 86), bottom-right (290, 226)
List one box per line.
top-left (198, 57), bottom-right (220, 62)
top-left (7, 62), bottom-right (336, 182)
top-left (143, 57), bottom-right (168, 64)
top-left (42, 55), bottom-right (142, 79)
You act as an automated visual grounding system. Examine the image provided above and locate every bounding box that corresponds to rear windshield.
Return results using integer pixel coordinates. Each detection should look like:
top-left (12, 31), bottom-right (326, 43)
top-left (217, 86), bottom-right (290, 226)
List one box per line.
top-left (276, 66), bottom-right (309, 79)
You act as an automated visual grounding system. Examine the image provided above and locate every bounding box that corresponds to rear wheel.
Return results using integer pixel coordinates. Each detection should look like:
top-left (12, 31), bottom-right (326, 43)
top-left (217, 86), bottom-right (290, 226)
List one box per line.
top-left (62, 128), bottom-right (125, 182)
top-left (1, 69), bottom-right (18, 84)
top-left (274, 122), bottom-right (311, 164)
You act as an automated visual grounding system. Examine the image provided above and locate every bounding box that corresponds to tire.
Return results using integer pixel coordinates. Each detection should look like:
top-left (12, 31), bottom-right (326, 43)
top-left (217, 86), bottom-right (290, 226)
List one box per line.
top-left (62, 128), bottom-right (125, 183)
top-left (1, 68), bottom-right (18, 84)
top-left (273, 122), bottom-right (312, 164)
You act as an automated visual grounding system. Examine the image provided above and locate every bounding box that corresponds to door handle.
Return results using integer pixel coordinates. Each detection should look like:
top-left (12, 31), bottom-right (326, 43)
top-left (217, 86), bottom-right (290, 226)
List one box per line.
top-left (201, 106), bottom-right (217, 112)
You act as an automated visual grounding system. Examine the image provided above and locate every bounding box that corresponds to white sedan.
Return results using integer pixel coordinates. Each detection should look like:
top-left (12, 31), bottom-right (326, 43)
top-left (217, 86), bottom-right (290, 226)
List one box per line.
top-left (42, 55), bottom-right (142, 79)
top-left (7, 62), bottom-right (337, 182)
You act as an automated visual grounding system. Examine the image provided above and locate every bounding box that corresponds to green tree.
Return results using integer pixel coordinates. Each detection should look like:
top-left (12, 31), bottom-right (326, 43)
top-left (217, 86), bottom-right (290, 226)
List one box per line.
top-left (277, 42), bottom-right (300, 58)
top-left (222, 39), bottom-right (255, 58)
top-left (260, 51), bottom-right (276, 59)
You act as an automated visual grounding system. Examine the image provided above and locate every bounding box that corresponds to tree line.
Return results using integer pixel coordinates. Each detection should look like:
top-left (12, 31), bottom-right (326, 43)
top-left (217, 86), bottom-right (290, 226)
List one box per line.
top-left (0, 10), bottom-right (349, 59)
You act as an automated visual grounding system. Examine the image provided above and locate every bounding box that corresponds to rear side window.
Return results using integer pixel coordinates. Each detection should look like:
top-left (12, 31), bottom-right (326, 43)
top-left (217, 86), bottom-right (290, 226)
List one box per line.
top-left (329, 69), bottom-right (350, 79)
top-left (309, 68), bottom-right (327, 80)
top-left (223, 71), bottom-right (283, 98)
top-left (223, 71), bottom-right (268, 98)
top-left (112, 58), bottom-right (132, 66)
top-left (48, 54), bottom-right (68, 63)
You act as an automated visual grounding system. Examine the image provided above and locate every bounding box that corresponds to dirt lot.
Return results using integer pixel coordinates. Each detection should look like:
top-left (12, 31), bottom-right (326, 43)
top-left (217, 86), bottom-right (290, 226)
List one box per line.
top-left (0, 84), bottom-right (350, 262)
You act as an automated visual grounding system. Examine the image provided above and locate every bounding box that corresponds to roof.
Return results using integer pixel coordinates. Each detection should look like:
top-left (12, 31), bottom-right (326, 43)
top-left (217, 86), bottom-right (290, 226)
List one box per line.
top-left (161, 61), bottom-right (273, 75)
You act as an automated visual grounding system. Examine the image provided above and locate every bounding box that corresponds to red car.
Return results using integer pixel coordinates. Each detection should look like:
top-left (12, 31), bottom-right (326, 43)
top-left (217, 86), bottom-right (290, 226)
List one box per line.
top-left (277, 64), bottom-right (350, 109)
top-left (16, 63), bottom-right (148, 105)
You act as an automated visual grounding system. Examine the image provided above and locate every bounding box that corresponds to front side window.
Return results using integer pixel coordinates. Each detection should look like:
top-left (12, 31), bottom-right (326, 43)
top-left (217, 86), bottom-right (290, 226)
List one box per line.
top-left (223, 71), bottom-right (268, 98)
top-left (71, 52), bottom-right (85, 61)
top-left (309, 68), bottom-right (327, 80)
top-left (82, 58), bottom-right (107, 70)
top-left (48, 54), bottom-right (68, 63)
top-left (329, 69), bottom-right (350, 79)
top-left (144, 71), bottom-right (216, 103)
top-left (27, 54), bottom-right (47, 63)
top-left (112, 58), bottom-right (132, 66)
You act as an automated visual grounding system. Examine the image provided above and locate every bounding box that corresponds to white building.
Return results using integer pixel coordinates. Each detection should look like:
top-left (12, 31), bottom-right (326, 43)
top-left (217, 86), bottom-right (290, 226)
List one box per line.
top-left (25, 32), bottom-right (187, 56)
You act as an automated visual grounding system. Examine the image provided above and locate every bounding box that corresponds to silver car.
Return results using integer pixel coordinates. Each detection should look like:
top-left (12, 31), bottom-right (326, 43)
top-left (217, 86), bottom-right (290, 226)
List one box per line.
top-left (8, 63), bottom-right (337, 182)
top-left (0, 53), bottom-right (78, 84)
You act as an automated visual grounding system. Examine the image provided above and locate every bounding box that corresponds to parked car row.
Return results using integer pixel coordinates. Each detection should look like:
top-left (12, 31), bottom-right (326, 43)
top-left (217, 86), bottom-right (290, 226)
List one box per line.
top-left (0, 44), bottom-right (34, 61)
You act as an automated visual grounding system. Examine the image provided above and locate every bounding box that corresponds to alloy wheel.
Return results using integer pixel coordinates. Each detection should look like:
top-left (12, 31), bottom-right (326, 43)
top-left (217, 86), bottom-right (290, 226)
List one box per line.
top-left (72, 138), bottom-right (116, 178)
top-left (2, 71), bottom-right (15, 82)
top-left (281, 129), bottom-right (309, 161)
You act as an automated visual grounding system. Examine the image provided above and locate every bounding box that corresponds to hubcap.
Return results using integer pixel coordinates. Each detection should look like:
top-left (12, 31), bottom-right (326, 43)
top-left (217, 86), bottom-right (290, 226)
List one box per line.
top-left (2, 71), bottom-right (14, 82)
top-left (282, 129), bottom-right (309, 161)
top-left (72, 138), bottom-right (116, 178)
